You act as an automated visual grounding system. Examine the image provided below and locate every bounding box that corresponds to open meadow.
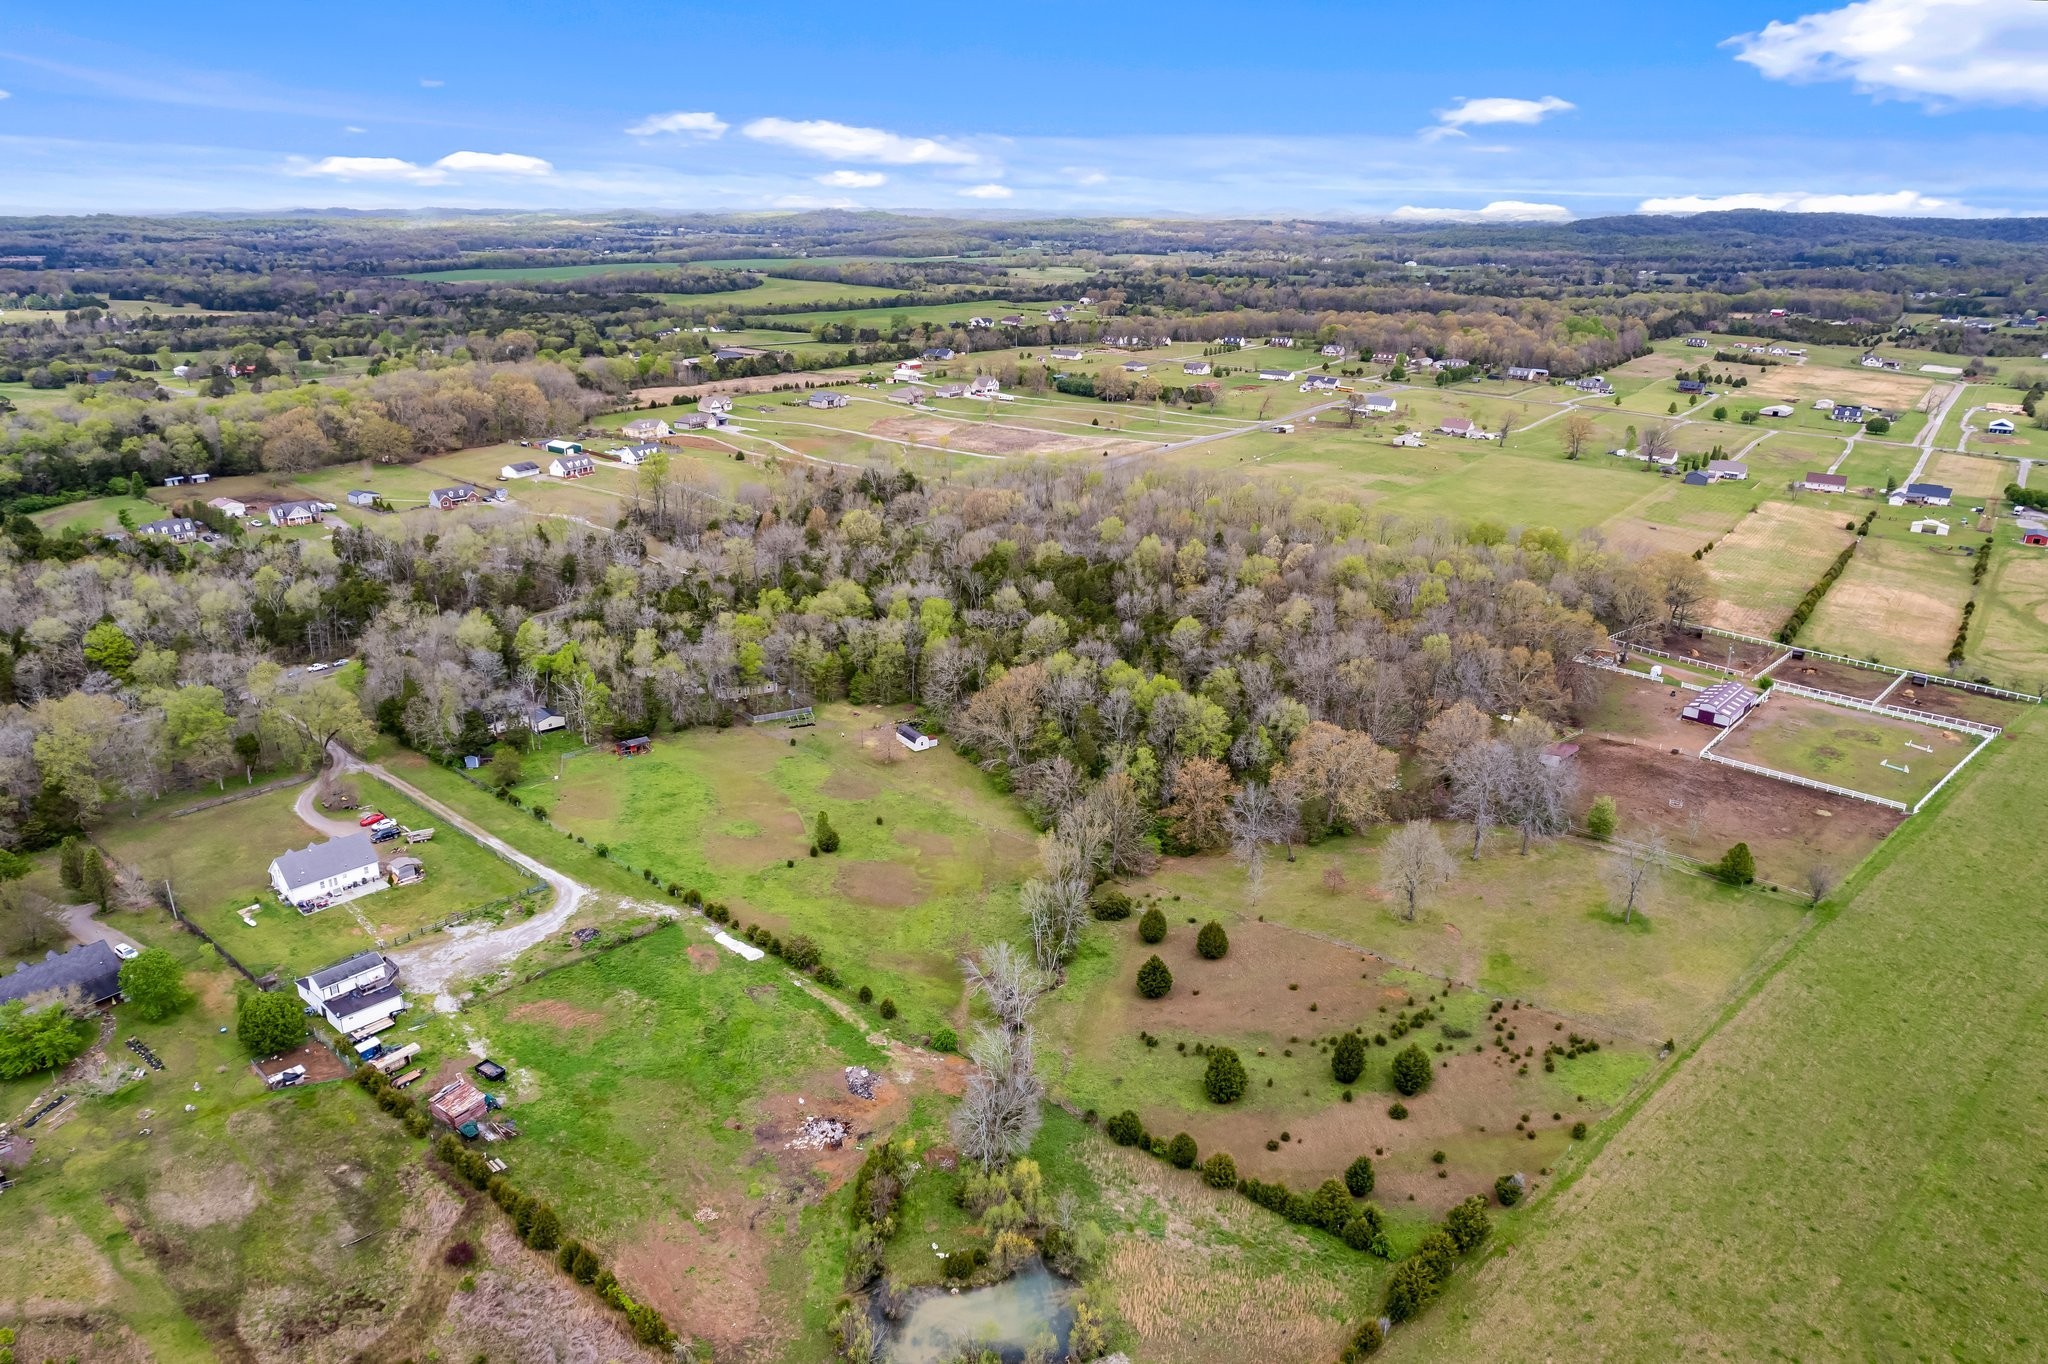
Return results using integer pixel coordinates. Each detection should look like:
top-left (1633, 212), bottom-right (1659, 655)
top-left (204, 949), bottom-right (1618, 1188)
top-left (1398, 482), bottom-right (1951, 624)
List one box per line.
top-left (1709, 693), bottom-right (1974, 806)
top-left (1698, 500), bottom-right (1858, 636)
top-left (1800, 533), bottom-right (1977, 672)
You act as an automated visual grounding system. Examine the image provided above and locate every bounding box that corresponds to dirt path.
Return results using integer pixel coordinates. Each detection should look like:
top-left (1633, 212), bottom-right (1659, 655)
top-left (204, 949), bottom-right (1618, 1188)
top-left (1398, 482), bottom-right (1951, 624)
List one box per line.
top-left (308, 743), bottom-right (592, 1010)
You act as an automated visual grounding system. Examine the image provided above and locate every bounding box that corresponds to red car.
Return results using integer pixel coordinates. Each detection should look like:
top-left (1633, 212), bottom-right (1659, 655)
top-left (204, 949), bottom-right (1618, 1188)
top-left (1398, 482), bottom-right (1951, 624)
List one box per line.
top-left (357, 811), bottom-right (385, 827)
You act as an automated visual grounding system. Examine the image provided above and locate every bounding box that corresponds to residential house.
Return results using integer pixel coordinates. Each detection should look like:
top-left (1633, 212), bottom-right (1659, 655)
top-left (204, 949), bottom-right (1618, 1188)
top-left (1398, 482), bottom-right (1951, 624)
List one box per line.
top-left (1045, 307), bottom-right (1070, 323)
top-left (1802, 472), bottom-right (1849, 493)
top-left (1891, 482), bottom-right (1953, 507)
top-left (1267, 336), bottom-right (1296, 348)
top-left (1706, 459), bottom-right (1749, 482)
top-left (700, 396), bottom-right (734, 416)
top-left (999, 314), bottom-right (1027, 327)
top-left (806, 391), bottom-right (849, 409)
top-left (548, 453), bottom-right (596, 479)
top-left (1258, 368), bottom-right (1300, 382)
top-left (889, 388), bottom-right (924, 405)
top-left (612, 443), bottom-right (661, 463)
top-left (138, 517), bottom-right (200, 542)
top-left (1220, 335), bottom-right (1248, 349)
top-left (1684, 337), bottom-right (1709, 348)
top-left (672, 411), bottom-right (715, 430)
top-left (1355, 392), bottom-right (1398, 414)
top-left (1371, 352), bottom-right (1396, 365)
top-left (895, 723), bottom-right (938, 752)
top-left (1910, 517), bottom-right (1951, 536)
top-left (933, 384), bottom-right (969, 399)
top-left (1050, 347), bottom-right (1086, 361)
top-left (1678, 379), bottom-right (1706, 395)
top-left (1299, 374), bottom-right (1340, 392)
top-left (346, 490), bottom-right (377, 508)
top-left (966, 376), bottom-right (1001, 398)
top-left (1614, 446), bottom-right (1676, 468)
top-left (1505, 366), bottom-right (1549, 381)
top-left (1987, 418), bottom-right (2016, 435)
top-left (967, 316), bottom-right (994, 329)
top-left (1830, 404), bottom-right (1866, 422)
top-left (294, 946), bottom-right (405, 1032)
top-left (710, 348), bottom-right (752, 362)
top-left (0, 941), bottom-right (124, 1010)
top-left (922, 347), bottom-right (957, 361)
top-left (1121, 361), bottom-right (1149, 373)
top-left (1183, 360), bottom-right (1212, 376)
top-left (1574, 377), bottom-right (1615, 395)
top-left (1319, 344), bottom-right (1346, 358)
top-left (207, 496), bottom-right (248, 518)
top-left (270, 833), bottom-right (384, 910)
top-left (1437, 417), bottom-right (1493, 439)
top-left (619, 418), bottom-right (670, 440)
top-left (891, 365), bottom-right (924, 383)
top-left (499, 461), bottom-right (541, 480)
top-left (271, 501), bottom-right (321, 526)
top-left (429, 486), bottom-right (476, 510)
top-left (526, 705), bottom-right (566, 734)
top-left (1683, 680), bottom-right (1759, 728)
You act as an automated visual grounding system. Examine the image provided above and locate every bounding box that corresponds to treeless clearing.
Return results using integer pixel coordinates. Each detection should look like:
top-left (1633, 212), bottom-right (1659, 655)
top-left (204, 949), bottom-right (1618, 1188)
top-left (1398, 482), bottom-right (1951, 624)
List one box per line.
top-left (1762, 367), bottom-right (1942, 408)
top-left (508, 999), bottom-right (607, 1030)
top-left (1699, 501), bottom-right (1857, 636)
top-left (1970, 552), bottom-right (2048, 696)
top-left (1802, 537), bottom-right (1974, 672)
top-left (1712, 694), bottom-right (1968, 806)
top-left (871, 413), bottom-right (1149, 457)
top-left (1926, 451), bottom-right (2008, 501)
top-left (1638, 623), bottom-right (1782, 674)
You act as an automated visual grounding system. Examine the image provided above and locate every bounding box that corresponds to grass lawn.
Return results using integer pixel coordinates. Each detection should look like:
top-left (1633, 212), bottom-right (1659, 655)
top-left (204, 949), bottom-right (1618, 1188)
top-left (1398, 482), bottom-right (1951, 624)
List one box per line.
top-left (1710, 694), bottom-right (1975, 805)
top-left (1801, 533), bottom-right (1977, 672)
top-left (1834, 441), bottom-right (1923, 495)
top-left (30, 494), bottom-right (163, 535)
top-left (507, 708), bottom-right (1039, 1032)
top-left (1970, 548), bottom-right (2048, 695)
top-left (1398, 709), bottom-right (2048, 1362)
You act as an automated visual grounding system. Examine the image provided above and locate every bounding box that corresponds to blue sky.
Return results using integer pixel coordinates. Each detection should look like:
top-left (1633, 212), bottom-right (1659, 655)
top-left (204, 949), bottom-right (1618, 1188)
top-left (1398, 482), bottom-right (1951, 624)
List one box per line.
top-left (4, 0), bottom-right (2047, 218)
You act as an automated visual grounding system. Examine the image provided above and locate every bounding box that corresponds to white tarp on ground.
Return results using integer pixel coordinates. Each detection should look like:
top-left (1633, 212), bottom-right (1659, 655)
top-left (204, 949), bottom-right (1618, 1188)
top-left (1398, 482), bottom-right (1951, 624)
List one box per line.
top-left (713, 931), bottom-right (766, 961)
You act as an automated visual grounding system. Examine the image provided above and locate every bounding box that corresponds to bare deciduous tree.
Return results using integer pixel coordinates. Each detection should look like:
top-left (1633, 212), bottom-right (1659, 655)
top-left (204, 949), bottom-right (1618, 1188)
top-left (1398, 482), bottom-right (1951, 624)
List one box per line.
top-left (1379, 820), bottom-right (1457, 921)
top-left (1604, 833), bottom-right (1667, 925)
top-left (1803, 862), bottom-right (1840, 906)
top-left (960, 942), bottom-right (1047, 1032)
top-left (1447, 740), bottom-right (1512, 859)
top-left (1226, 780), bottom-right (1293, 903)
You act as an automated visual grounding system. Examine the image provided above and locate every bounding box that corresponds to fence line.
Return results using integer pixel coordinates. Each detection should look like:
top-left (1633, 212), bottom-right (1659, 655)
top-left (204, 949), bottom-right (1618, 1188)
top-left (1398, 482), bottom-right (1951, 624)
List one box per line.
top-left (1912, 727), bottom-right (1995, 814)
top-left (1697, 750), bottom-right (1909, 812)
top-left (1767, 679), bottom-right (2002, 737)
top-left (1619, 620), bottom-right (2040, 704)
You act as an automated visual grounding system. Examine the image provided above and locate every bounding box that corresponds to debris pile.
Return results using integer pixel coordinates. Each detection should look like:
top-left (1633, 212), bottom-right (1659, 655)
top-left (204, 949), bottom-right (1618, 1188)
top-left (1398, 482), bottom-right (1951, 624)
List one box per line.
top-left (126, 1037), bottom-right (165, 1071)
top-left (844, 1066), bottom-right (877, 1100)
top-left (571, 927), bottom-right (600, 945)
top-left (788, 1116), bottom-right (850, 1151)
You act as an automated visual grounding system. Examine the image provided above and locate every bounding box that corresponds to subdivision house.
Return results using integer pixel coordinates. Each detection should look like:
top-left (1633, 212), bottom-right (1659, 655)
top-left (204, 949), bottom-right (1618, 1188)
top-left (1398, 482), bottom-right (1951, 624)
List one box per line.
top-left (499, 460), bottom-right (541, 480)
top-left (1220, 335), bottom-right (1247, 348)
top-left (1355, 392), bottom-right (1398, 414)
top-left (0, 941), bottom-right (124, 1010)
top-left (1574, 377), bottom-right (1615, 395)
top-left (1802, 472), bottom-right (1848, 493)
top-left (271, 500), bottom-right (321, 526)
top-left (922, 347), bottom-right (956, 361)
top-left (1682, 680), bottom-right (1759, 728)
top-left (1684, 337), bottom-right (1709, 347)
top-left (619, 418), bottom-right (670, 440)
top-left (895, 722), bottom-right (938, 752)
top-left (1183, 360), bottom-right (1212, 376)
top-left (1830, 404), bottom-right (1867, 423)
top-left (548, 453), bottom-right (596, 478)
top-left (1300, 375), bottom-right (1341, 392)
top-left (138, 517), bottom-right (200, 542)
top-left (1258, 368), bottom-right (1299, 382)
top-left (700, 396), bottom-right (733, 416)
top-left (1505, 365), bottom-right (1549, 381)
top-left (807, 391), bottom-right (849, 409)
top-left (347, 490), bottom-right (377, 508)
top-left (270, 832), bottom-right (384, 910)
top-left (1706, 459), bottom-right (1749, 482)
top-left (429, 485), bottom-right (476, 509)
top-left (1268, 336), bottom-right (1295, 348)
top-left (932, 383), bottom-right (966, 399)
top-left (1121, 361), bottom-right (1149, 373)
top-left (1371, 352), bottom-right (1396, 365)
top-left (295, 951), bottom-right (405, 1034)
top-left (672, 411), bottom-right (715, 430)
top-left (613, 442), bottom-right (661, 463)
top-left (967, 376), bottom-right (1000, 398)
top-left (1438, 417), bottom-right (1495, 439)
top-left (1320, 343), bottom-right (1346, 358)
top-left (1678, 379), bottom-right (1706, 395)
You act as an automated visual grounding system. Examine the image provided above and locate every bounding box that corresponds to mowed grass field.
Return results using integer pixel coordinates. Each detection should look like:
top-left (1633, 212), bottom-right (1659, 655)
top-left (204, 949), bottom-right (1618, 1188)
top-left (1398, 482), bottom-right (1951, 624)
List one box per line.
top-left (1970, 548), bottom-right (2048, 695)
top-left (1699, 500), bottom-right (1857, 636)
top-left (1397, 710), bottom-right (2048, 1363)
top-left (510, 709), bottom-right (1039, 1032)
top-left (1710, 694), bottom-right (1975, 806)
top-left (1801, 534), bottom-right (1976, 672)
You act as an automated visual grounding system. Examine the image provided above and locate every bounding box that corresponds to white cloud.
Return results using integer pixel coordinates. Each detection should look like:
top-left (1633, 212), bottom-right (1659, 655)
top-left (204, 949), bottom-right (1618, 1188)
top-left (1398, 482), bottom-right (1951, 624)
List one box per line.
top-left (1388, 200), bottom-right (1573, 222)
top-left (433, 150), bottom-right (554, 177)
top-left (0, 90), bottom-right (11, 100)
top-left (958, 183), bottom-right (1013, 200)
top-left (419, 78), bottom-right (443, 88)
top-left (1062, 166), bottom-right (1109, 186)
top-left (291, 155), bottom-right (447, 185)
top-left (1638, 189), bottom-right (1979, 216)
top-left (1730, 0), bottom-right (2048, 107)
top-left (625, 110), bottom-right (728, 139)
top-left (770, 194), bottom-right (856, 210)
top-left (816, 169), bottom-right (886, 189)
top-left (1425, 95), bottom-right (1574, 139)
top-left (342, 125), bottom-right (365, 134)
top-left (741, 117), bottom-right (977, 165)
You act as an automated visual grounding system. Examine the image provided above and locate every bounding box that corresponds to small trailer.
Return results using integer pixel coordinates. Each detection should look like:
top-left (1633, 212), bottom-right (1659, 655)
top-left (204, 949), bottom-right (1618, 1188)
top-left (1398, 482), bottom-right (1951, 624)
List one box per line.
top-left (265, 1064), bottom-right (307, 1090)
top-left (402, 827), bottom-right (435, 844)
top-left (353, 1036), bottom-right (385, 1061)
top-left (350, 1017), bottom-right (397, 1043)
top-left (391, 1069), bottom-right (424, 1089)
top-left (370, 1043), bottom-right (420, 1074)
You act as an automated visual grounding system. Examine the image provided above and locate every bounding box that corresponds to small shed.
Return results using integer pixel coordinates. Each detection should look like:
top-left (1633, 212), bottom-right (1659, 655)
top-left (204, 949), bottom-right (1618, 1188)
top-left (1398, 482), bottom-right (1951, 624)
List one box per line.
top-left (895, 723), bottom-right (938, 752)
top-left (2023, 528), bottom-right (2048, 547)
top-left (1682, 680), bottom-right (1759, 728)
top-left (386, 855), bottom-right (424, 885)
top-left (429, 1077), bottom-right (491, 1131)
top-left (614, 736), bottom-right (652, 756)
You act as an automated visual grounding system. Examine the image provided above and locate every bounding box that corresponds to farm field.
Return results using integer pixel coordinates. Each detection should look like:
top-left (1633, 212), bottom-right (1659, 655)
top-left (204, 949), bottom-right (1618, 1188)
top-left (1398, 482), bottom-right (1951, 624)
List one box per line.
top-left (1399, 710), bottom-right (2048, 1363)
top-left (1698, 500), bottom-right (1857, 636)
top-left (1800, 534), bottom-right (1976, 672)
top-left (507, 710), bottom-right (1039, 1032)
top-left (1709, 693), bottom-right (1973, 806)
top-left (1970, 550), bottom-right (2048, 697)
top-left (1924, 450), bottom-right (2011, 501)
top-left (1833, 441), bottom-right (1922, 494)
top-left (31, 493), bottom-right (163, 535)
top-left (399, 260), bottom-right (742, 282)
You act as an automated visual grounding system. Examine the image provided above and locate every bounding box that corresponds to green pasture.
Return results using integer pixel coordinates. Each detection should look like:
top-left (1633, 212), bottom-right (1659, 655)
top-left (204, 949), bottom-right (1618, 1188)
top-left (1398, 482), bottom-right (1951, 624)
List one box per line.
top-left (1712, 695), bottom-right (1970, 805)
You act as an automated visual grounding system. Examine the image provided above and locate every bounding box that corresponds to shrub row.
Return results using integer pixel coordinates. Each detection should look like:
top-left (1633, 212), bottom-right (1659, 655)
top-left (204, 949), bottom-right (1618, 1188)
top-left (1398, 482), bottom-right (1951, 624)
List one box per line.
top-left (1102, 1107), bottom-right (1388, 1256)
top-left (353, 1062), bottom-right (433, 1137)
top-left (1779, 541), bottom-right (1858, 643)
top-left (1339, 1197), bottom-right (1494, 1358)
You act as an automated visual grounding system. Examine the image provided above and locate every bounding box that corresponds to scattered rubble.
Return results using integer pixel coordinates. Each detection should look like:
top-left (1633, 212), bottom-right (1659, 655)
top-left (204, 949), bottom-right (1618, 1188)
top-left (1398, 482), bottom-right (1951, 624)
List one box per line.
top-left (788, 1116), bottom-right (850, 1151)
top-left (844, 1066), bottom-right (877, 1100)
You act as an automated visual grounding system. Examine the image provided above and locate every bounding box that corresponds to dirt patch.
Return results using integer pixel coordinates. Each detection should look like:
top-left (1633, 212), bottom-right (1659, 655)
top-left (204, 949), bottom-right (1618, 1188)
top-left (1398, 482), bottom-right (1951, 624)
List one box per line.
top-left (1571, 735), bottom-right (1900, 880)
top-left (6, 1316), bottom-right (153, 1364)
top-left (612, 1214), bottom-right (782, 1359)
top-left (509, 999), bottom-right (607, 1030)
top-left (146, 1148), bottom-right (262, 1229)
top-left (1773, 655), bottom-right (1897, 699)
top-left (872, 413), bottom-right (1152, 459)
top-left (894, 828), bottom-right (956, 860)
top-left (834, 860), bottom-right (924, 907)
top-left (1885, 681), bottom-right (2029, 725)
top-left (432, 1218), bottom-right (664, 1364)
top-left (249, 1041), bottom-right (350, 1086)
top-left (1638, 624), bottom-right (1781, 674)
top-left (687, 944), bottom-right (719, 972)
top-left (821, 766), bottom-right (882, 799)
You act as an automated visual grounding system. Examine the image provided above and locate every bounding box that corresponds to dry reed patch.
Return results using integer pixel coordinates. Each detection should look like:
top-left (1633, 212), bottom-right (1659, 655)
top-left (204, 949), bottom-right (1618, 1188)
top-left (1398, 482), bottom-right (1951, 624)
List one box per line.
top-left (435, 1219), bottom-right (665, 1364)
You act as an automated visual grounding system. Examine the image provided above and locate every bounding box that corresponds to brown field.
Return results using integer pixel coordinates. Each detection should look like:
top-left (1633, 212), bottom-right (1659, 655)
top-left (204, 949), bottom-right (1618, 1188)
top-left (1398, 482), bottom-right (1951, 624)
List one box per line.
top-left (1802, 537), bottom-right (1975, 672)
top-left (1568, 735), bottom-right (1902, 881)
top-left (1768, 367), bottom-right (1944, 408)
top-left (1638, 624), bottom-right (1782, 674)
top-left (1884, 679), bottom-right (2033, 725)
top-left (1771, 654), bottom-right (1896, 699)
top-left (1926, 452), bottom-right (2009, 501)
top-left (1699, 502), bottom-right (1858, 637)
top-left (871, 413), bottom-right (1150, 458)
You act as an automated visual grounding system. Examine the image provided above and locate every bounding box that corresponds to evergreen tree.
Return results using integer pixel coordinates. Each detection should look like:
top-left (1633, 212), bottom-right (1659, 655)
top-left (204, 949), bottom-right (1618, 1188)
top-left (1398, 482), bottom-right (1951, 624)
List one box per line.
top-left (1138, 906), bottom-right (1167, 943)
top-left (1390, 1043), bottom-right (1433, 1096)
top-left (1136, 954), bottom-right (1174, 999)
top-left (1195, 920), bottom-right (1229, 959)
top-left (1344, 1154), bottom-right (1376, 1198)
top-left (1203, 1047), bottom-right (1248, 1104)
top-left (1332, 1032), bottom-right (1366, 1085)
top-left (814, 810), bottom-right (840, 853)
top-left (1713, 841), bottom-right (1756, 885)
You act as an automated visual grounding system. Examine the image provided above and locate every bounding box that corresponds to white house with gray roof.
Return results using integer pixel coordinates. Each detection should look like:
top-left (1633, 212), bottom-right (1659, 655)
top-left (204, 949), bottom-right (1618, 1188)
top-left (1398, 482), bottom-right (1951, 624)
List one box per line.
top-left (269, 832), bottom-right (383, 910)
top-left (295, 951), bottom-right (405, 1033)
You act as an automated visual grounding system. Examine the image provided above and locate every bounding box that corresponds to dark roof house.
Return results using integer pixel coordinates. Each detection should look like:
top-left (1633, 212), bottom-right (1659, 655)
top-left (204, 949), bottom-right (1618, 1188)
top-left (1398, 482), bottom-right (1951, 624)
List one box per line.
top-left (0, 941), bottom-right (124, 1009)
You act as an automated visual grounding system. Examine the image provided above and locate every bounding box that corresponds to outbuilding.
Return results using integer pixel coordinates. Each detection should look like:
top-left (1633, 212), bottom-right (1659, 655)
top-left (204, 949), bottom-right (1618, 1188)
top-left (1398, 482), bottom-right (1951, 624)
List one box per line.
top-left (895, 722), bottom-right (938, 752)
top-left (1682, 680), bottom-right (1759, 728)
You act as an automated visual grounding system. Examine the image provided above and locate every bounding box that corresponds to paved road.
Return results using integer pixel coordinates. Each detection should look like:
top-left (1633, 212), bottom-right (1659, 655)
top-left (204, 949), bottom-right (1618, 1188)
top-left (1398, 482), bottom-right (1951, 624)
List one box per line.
top-left (1905, 383), bottom-right (1967, 486)
top-left (58, 901), bottom-right (140, 955)
top-left (304, 743), bottom-right (592, 1009)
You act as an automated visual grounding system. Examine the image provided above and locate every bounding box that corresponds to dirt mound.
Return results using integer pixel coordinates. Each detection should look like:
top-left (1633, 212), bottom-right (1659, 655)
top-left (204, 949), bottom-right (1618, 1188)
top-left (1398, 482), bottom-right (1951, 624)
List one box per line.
top-left (686, 944), bottom-right (719, 972)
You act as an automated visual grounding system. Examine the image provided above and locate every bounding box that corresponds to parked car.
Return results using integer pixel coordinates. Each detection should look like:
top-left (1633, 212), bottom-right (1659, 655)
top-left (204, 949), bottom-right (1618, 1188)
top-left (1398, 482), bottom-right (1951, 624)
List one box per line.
top-left (112, 942), bottom-right (139, 961)
top-left (370, 826), bottom-right (401, 844)
top-left (357, 812), bottom-right (386, 827)
top-left (308, 662), bottom-right (329, 673)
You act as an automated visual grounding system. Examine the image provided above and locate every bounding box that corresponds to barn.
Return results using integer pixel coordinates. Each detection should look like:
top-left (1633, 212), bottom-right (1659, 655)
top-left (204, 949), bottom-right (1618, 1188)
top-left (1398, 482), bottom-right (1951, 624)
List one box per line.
top-left (1682, 680), bottom-right (1760, 728)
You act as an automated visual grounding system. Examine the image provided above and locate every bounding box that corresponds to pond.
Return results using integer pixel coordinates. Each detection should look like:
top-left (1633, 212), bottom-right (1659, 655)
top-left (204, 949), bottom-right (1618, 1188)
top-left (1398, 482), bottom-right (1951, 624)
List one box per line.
top-left (879, 1262), bottom-right (1074, 1364)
